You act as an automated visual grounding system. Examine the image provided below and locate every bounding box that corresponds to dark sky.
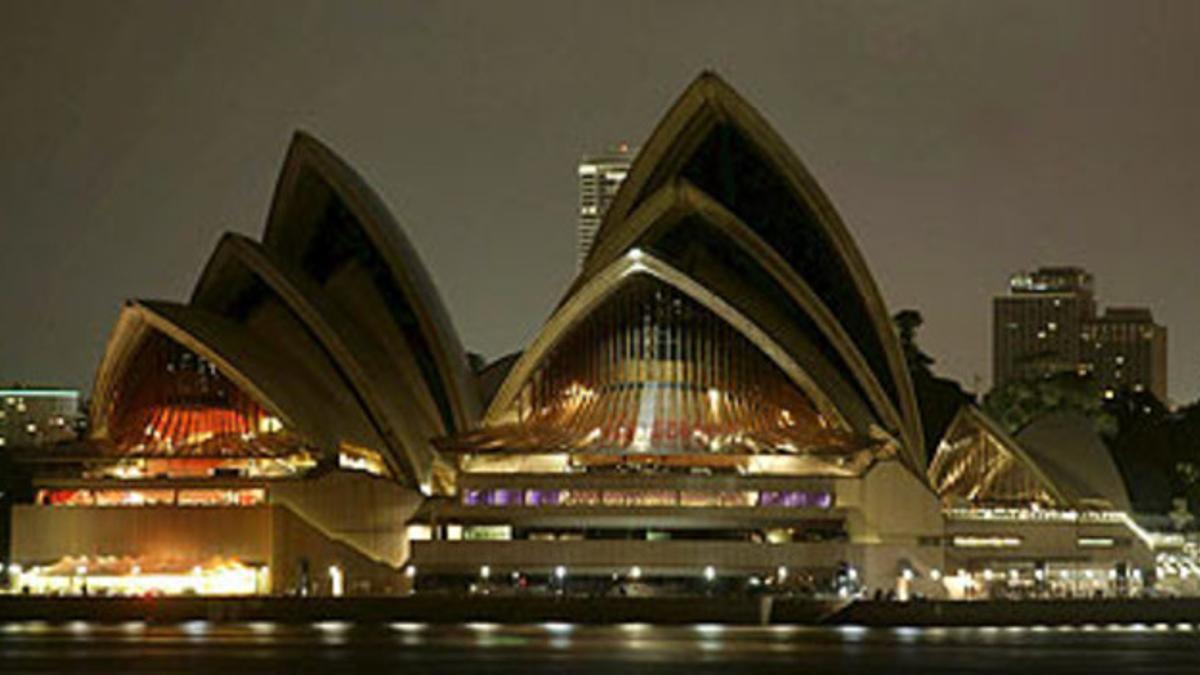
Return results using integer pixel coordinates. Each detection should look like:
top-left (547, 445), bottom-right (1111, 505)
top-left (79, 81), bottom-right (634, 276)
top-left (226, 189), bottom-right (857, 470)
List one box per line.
top-left (2, 1), bottom-right (1199, 403)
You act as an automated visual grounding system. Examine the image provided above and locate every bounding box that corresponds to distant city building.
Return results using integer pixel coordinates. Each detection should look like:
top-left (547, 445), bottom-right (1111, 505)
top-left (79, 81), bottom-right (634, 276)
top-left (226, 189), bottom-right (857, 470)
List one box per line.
top-left (993, 266), bottom-right (1097, 383)
top-left (1083, 307), bottom-right (1168, 402)
top-left (993, 266), bottom-right (1168, 402)
top-left (577, 145), bottom-right (635, 269)
top-left (0, 386), bottom-right (81, 448)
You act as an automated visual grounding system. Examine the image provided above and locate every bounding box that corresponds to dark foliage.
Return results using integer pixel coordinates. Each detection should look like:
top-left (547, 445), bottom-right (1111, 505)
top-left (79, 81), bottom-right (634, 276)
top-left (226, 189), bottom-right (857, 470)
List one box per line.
top-left (892, 309), bottom-right (975, 462)
top-left (1104, 392), bottom-right (1200, 514)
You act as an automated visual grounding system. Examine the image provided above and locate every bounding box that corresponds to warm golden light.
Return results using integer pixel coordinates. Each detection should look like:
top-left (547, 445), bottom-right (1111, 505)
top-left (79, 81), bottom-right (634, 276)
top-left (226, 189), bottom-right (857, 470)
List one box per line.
top-left (443, 278), bottom-right (870, 471)
top-left (14, 555), bottom-right (266, 596)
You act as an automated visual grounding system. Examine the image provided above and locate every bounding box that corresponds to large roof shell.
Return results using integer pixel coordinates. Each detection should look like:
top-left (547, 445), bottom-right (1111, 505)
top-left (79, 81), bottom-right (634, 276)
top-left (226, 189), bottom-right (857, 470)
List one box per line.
top-left (1015, 411), bottom-right (1132, 512)
top-left (88, 133), bottom-right (480, 488)
top-left (929, 405), bottom-right (1132, 512)
top-left (190, 233), bottom-right (446, 484)
top-left (574, 73), bottom-right (923, 464)
top-left (262, 132), bottom-right (480, 435)
top-left (87, 73), bottom-right (931, 486)
top-left (90, 300), bottom-right (381, 457)
top-left (477, 73), bottom-right (924, 473)
top-left (928, 405), bottom-right (1070, 509)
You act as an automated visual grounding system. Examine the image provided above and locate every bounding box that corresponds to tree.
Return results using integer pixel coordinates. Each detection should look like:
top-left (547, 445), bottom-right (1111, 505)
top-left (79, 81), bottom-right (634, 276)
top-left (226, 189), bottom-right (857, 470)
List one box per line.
top-left (892, 309), bottom-right (974, 462)
top-left (1097, 395), bottom-right (1200, 515)
top-left (981, 372), bottom-right (1115, 437)
top-left (894, 309), bottom-right (933, 371)
top-left (1102, 388), bottom-right (1168, 438)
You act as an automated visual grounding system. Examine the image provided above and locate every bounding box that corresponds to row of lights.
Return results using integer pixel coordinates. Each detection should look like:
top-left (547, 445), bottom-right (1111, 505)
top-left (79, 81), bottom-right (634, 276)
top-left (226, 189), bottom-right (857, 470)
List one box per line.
top-left (405, 563), bottom-right (1138, 587)
top-left (406, 564), bottom-right (799, 583)
top-left (476, 565), bottom-right (573, 581)
top-left (935, 567), bottom-right (1136, 583)
top-left (896, 566), bottom-right (1138, 584)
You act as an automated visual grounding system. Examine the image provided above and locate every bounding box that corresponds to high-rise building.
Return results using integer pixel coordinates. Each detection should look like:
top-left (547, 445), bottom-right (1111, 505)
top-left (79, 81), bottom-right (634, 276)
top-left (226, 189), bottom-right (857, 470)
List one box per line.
top-left (993, 267), bottom-right (1169, 403)
top-left (993, 267), bottom-right (1097, 384)
top-left (1083, 307), bottom-right (1168, 402)
top-left (577, 145), bottom-right (635, 269)
top-left (0, 386), bottom-right (81, 448)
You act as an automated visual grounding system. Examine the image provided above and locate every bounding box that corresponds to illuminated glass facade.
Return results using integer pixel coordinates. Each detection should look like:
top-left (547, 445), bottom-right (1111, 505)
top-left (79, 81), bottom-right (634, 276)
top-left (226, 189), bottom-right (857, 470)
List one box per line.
top-left (461, 487), bottom-right (834, 509)
top-left (101, 332), bottom-right (302, 459)
top-left (456, 277), bottom-right (864, 468)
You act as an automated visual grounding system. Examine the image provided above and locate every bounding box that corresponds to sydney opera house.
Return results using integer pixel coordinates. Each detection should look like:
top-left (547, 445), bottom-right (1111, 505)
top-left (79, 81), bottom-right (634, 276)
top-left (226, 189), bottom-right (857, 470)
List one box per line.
top-left (7, 74), bottom-right (1158, 598)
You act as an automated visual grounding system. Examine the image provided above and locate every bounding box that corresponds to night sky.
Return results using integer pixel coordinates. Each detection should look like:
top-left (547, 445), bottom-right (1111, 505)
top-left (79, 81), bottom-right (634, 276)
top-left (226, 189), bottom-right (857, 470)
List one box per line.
top-left (2, 1), bottom-right (1199, 403)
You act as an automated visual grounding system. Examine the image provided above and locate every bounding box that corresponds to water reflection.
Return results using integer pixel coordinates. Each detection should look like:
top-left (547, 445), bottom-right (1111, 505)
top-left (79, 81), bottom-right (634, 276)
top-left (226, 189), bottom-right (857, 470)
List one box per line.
top-left (0, 621), bottom-right (1198, 673)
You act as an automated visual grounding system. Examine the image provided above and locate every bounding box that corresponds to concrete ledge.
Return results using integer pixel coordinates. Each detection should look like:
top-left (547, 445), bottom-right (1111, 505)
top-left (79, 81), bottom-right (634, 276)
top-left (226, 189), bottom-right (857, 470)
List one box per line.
top-left (1, 596), bottom-right (1198, 626)
top-left (0, 596), bottom-right (776, 625)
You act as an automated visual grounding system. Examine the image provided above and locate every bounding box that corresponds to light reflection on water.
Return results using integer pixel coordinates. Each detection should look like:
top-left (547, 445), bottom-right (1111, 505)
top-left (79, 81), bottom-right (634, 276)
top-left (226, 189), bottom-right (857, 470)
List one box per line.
top-left (180, 620), bottom-right (210, 636)
top-left (5, 620), bottom-right (1200, 640)
top-left (0, 620), bottom-right (1199, 672)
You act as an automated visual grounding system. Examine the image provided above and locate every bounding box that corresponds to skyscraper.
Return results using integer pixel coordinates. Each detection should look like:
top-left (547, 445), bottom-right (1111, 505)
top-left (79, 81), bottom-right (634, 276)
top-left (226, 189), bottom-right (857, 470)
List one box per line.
top-left (993, 267), bottom-right (1096, 384)
top-left (577, 145), bottom-right (635, 269)
top-left (1083, 307), bottom-right (1168, 402)
top-left (993, 266), bottom-right (1169, 403)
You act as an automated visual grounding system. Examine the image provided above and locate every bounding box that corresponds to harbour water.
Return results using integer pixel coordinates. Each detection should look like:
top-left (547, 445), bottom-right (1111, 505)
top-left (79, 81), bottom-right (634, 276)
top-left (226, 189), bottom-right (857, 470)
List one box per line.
top-left (1, 620), bottom-right (1199, 673)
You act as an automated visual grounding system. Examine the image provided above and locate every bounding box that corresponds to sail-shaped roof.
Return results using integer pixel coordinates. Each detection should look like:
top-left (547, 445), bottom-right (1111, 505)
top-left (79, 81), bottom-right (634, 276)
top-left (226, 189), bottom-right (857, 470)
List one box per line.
top-left (449, 251), bottom-right (889, 476)
top-left (88, 133), bottom-right (480, 489)
top-left (88, 73), bottom-right (928, 485)
top-left (460, 73), bottom-right (924, 474)
top-left (929, 405), bottom-right (1133, 512)
top-left (90, 300), bottom-right (369, 460)
top-left (1015, 412), bottom-right (1132, 512)
top-left (566, 72), bottom-right (923, 469)
top-left (262, 132), bottom-right (480, 436)
top-left (928, 406), bottom-right (1070, 509)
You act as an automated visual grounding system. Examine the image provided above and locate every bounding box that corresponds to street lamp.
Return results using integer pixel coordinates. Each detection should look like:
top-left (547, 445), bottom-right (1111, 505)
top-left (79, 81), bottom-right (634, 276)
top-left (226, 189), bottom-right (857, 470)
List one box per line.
top-left (328, 566), bottom-right (344, 597)
top-left (3, 563), bottom-right (19, 590)
top-left (74, 565), bottom-right (87, 595)
top-left (703, 565), bottom-right (716, 582)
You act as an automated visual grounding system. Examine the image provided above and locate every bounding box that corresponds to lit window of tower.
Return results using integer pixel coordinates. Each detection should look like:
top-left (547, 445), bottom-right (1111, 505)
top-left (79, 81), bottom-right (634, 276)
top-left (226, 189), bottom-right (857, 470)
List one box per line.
top-left (577, 145), bottom-right (636, 270)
